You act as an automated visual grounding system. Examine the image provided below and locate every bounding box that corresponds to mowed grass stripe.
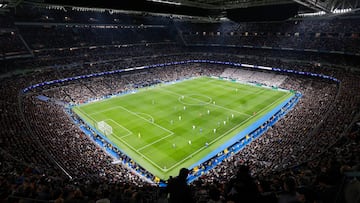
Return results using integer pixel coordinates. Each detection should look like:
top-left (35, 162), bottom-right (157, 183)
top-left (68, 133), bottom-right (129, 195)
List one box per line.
top-left (138, 88), bottom-right (292, 172)
top-left (73, 77), bottom-right (293, 179)
top-left (73, 107), bottom-right (171, 171)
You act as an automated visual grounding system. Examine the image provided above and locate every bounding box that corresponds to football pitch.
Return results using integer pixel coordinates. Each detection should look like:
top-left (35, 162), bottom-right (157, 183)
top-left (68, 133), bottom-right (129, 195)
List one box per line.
top-left (72, 77), bottom-right (294, 180)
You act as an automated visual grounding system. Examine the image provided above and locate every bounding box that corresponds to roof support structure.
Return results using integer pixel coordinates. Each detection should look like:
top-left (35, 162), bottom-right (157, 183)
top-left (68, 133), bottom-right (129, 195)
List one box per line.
top-left (149, 0), bottom-right (294, 10)
top-left (292, 0), bottom-right (332, 12)
top-left (329, 0), bottom-right (359, 10)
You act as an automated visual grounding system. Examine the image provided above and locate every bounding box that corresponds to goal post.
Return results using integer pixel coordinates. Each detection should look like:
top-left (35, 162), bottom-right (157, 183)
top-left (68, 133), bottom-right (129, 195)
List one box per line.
top-left (97, 121), bottom-right (113, 136)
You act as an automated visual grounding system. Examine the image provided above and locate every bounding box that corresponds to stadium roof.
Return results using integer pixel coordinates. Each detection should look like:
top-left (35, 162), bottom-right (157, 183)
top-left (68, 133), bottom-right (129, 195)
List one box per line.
top-left (36, 0), bottom-right (360, 12)
top-left (3, 0), bottom-right (360, 20)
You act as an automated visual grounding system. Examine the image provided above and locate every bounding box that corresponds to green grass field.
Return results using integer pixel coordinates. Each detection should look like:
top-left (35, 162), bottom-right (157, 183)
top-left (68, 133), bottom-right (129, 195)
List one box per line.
top-left (73, 77), bottom-right (294, 180)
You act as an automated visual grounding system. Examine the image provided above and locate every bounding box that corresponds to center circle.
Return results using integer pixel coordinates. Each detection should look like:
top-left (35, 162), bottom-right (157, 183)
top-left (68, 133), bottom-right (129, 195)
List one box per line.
top-left (178, 94), bottom-right (212, 106)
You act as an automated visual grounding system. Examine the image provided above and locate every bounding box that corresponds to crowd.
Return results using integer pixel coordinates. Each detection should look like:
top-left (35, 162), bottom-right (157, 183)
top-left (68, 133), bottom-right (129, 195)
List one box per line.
top-left (14, 4), bottom-right (175, 25)
top-left (1, 5), bottom-right (360, 64)
top-left (220, 68), bottom-right (288, 87)
top-left (18, 25), bottom-right (176, 50)
top-left (0, 7), bottom-right (359, 203)
top-left (1, 50), bottom-right (359, 202)
top-left (177, 18), bottom-right (360, 54)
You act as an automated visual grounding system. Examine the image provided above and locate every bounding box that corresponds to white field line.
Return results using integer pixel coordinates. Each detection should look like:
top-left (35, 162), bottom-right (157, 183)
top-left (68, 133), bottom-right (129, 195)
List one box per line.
top-left (135, 112), bottom-right (155, 123)
top-left (207, 79), bottom-right (272, 97)
top-left (164, 91), bottom-right (293, 172)
top-left (86, 105), bottom-right (177, 167)
top-left (159, 88), bottom-right (253, 117)
top-left (76, 107), bottom-right (168, 171)
top-left (76, 79), bottom-right (293, 173)
top-left (75, 107), bottom-right (98, 126)
top-left (207, 79), bottom-right (266, 94)
top-left (89, 106), bottom-right (174, 135)
top-left (104, 119), bottom-right (132, 138)
top-left (113, 132), bottom-right (167, 172)
top-left (115, 105), bottom-right (174, 135)
top-left (75, 77), bottom-right (201, 108)
top-left (137, 133), bottom-right (175, 151)
top-left (88, 106), bottom-right (122, 116)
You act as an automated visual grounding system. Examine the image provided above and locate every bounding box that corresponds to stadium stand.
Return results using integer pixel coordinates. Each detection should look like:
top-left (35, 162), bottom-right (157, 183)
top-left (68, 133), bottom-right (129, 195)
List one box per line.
top-left (0, 3), bottom-right (359, 203)
top-left (177, 19), bottom-right (360, 53)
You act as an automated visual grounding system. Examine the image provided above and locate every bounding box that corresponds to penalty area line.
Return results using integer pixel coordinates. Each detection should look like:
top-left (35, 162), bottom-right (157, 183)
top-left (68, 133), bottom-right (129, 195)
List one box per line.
top-left (164, 91), bottom-right (293, 172)
top-left (75, 107), bottom-right (167, 171)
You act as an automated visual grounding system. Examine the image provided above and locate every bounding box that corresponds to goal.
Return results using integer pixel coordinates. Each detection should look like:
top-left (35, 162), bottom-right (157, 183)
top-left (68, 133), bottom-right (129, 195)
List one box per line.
top-left (97, 121), bottom-right (113, 136)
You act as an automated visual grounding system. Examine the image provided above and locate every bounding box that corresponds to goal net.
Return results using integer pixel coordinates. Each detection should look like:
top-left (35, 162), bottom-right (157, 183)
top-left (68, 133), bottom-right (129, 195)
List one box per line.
top-left (97, 121), bottom-right (113, 136)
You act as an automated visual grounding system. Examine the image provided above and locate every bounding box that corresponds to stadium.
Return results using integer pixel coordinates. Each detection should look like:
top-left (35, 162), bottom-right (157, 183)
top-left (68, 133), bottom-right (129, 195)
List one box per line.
top-left (0, 0), bottom-right (359, 202)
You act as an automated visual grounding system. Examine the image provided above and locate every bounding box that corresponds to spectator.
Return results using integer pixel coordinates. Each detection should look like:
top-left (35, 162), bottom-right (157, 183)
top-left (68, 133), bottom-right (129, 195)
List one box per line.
top-left (225, 165), bottom-right (260, 203)
top-left (166, 168), bottom-right (194, 203)
top-left (277, 176), bottom-right (300, 203)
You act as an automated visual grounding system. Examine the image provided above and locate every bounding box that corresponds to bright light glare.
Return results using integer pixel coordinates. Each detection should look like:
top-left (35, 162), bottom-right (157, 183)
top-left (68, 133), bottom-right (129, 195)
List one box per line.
top-left (147, 0), bottom-right (181, 6)
top-left (332, 8), bottom-right (352, 14)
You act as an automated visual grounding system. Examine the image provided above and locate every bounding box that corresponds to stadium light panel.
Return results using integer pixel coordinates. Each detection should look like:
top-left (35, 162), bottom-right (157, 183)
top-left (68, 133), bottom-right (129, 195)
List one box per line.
top-left (147, 0), bottom-right (182, 6)
top-left (332, 8), bottom-right (352, 14)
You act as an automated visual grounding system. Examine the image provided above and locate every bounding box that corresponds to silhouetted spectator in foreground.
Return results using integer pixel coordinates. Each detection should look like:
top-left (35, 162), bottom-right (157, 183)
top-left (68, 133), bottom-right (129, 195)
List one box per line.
top-left (166, 168), bottom-right (194, 203)
top-left (278, 176), bottom-right (300, 203)
top-left (225, 165), bottom-right (260, 203)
